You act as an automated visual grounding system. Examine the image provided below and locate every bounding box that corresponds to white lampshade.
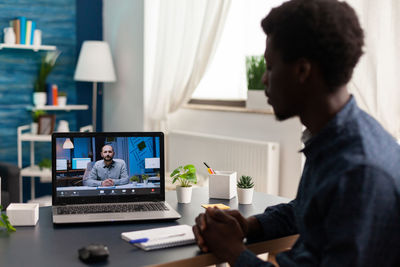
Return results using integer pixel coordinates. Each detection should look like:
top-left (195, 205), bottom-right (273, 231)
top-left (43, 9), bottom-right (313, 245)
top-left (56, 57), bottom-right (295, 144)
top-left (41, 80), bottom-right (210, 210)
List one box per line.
top-left (63, 138), bottom-right (74, 149)
top-left (74, 41), bottom-right (116, 82)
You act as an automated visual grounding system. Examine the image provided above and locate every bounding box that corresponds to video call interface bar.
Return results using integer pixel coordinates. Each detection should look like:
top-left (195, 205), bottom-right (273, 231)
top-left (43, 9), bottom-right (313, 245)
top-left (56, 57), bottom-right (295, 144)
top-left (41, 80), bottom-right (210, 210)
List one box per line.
top-left (57, 187), bottom-right (160, 197)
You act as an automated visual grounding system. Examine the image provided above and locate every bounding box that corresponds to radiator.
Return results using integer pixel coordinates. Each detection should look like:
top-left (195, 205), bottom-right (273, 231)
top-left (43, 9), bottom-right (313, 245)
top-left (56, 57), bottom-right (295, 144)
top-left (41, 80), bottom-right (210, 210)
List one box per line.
top-left (167, 130), bottom-right (280, 195)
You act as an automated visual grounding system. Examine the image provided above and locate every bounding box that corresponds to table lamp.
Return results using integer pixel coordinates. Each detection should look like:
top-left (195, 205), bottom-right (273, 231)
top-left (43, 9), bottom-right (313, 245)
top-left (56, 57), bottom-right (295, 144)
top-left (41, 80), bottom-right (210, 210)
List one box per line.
top-left (74, 41), bottom-right (116, 131)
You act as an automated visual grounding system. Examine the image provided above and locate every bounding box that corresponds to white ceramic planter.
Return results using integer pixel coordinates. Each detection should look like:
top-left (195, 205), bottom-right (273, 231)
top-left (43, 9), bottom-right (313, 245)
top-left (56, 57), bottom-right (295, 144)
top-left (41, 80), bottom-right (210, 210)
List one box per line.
top-left (246, 90), bottom-right (269, 110)
top-left (57, 96), bottom-right (67, 106)
top-left (176, 186), bottom-right (193, 203)
top-left (237, 187), bottom-right (254, 204)
top-left (33, 92), bottom-right (47, 107)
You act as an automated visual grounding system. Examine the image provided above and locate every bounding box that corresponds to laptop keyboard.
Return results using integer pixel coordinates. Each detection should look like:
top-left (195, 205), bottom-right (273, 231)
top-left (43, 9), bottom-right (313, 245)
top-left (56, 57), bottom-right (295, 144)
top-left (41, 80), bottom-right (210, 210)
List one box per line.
top-left (57, 203), bottom-right (169, 215)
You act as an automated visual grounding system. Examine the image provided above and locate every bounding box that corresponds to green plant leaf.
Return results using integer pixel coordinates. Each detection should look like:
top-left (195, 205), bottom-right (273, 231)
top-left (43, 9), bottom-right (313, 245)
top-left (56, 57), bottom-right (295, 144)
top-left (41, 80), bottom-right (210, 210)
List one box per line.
top-left (170, 167), bottom-right (182, 177)
top-left (0, 206), bottom-right (16, 232)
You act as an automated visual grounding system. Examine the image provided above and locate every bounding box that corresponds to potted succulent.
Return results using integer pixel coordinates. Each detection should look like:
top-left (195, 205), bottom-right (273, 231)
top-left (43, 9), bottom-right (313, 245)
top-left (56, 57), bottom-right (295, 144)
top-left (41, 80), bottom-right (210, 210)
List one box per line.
top-left (31, 110), bottom-right (46, 134)
top-left (245, 55), bottom-right (268, 110)
top-left (57, 91), bottom-right (67, 106)
top-left (171, 164), bottom-right (197, 203)
top-left (33, 51), bottom-right (61, 107)
top-left (130, 175), bottom-right (139, 186)
top-left (142, 174), bottom-right (149, 185)
top-left (237, 175), bottom-right (255, 204)
top-left (38, 158), bottom-right (52, 170)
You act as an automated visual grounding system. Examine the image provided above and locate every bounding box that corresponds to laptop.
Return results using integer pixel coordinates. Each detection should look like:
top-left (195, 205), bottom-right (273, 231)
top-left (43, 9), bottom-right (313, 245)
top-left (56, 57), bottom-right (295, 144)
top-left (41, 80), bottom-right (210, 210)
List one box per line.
top-left (51, 131), bottom-right (181, 224)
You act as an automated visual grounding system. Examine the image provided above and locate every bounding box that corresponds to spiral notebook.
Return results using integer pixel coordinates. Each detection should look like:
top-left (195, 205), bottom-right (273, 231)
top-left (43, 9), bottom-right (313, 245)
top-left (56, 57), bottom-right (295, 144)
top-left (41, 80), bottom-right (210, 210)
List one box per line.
top-left (121, 224), bottom-right (195, 251)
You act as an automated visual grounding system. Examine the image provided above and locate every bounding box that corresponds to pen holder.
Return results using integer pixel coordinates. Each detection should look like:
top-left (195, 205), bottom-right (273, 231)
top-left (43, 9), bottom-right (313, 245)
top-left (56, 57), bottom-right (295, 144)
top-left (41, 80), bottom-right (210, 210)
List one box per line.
top-left (209, 171), bottom-right (237, 199)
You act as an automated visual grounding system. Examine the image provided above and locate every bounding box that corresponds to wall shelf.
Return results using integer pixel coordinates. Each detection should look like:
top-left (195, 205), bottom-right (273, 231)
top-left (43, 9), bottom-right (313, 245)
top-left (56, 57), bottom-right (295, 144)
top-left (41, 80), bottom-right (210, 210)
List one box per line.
top-left (0, 43), bottom-right (56, 52)
top-left (28, 105), bottom-right (89, 112)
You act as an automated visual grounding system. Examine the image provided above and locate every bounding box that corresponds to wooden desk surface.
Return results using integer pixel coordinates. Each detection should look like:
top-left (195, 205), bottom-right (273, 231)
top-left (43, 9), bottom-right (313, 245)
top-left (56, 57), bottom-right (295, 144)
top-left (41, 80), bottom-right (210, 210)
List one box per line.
top-left (0, 187), bottom-right (293, 267)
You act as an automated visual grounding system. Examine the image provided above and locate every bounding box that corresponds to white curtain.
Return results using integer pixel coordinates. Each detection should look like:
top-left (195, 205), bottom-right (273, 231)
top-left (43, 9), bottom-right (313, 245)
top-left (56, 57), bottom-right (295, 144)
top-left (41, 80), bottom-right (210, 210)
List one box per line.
top-left (346, 0), bottom-right (400, 139)
top-left (144, 0), bottom-right (231, 131)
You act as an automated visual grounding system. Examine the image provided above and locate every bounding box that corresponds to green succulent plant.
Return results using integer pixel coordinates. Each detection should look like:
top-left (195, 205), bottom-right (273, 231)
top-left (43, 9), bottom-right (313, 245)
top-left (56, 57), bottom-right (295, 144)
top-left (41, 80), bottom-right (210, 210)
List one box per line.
top-left (142, 174), bottom-right (149, 181)
top-left (0, 205), bottom-right (16, 233)
top-left (171, 164), bottom-right (197, 187)
top-left (237, 175), bottom-right (255, 189)
top-left (246, 55), bottom-right (266, 90)
top-left (38, 158), bottom-right (51, 169)
top-left (130, 175), bottom-right (139, 182)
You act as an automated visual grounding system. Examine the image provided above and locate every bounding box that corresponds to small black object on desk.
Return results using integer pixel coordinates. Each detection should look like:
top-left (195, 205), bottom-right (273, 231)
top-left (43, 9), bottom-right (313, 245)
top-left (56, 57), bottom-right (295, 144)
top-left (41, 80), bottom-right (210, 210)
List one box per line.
top-left (78, 244), bottom-right (109, 263)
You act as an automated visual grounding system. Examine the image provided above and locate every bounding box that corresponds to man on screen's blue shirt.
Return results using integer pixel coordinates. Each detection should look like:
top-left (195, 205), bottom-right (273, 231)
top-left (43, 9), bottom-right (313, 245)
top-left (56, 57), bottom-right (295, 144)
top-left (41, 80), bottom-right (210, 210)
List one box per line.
top-left (84, 145), bottom-right (129, 187)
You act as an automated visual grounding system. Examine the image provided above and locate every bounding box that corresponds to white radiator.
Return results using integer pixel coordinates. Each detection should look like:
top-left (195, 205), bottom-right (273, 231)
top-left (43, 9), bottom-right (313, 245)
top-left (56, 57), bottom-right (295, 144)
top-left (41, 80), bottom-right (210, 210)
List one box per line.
top-left (167, 130), bottom-right (280, 195)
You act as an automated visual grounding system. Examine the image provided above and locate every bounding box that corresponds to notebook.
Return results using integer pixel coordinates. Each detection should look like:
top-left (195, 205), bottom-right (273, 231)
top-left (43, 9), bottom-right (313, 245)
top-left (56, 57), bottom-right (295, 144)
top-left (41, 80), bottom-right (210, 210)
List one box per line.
top-left (121, 224), bottom-right (195, 250)
top-left (51, 131), bottom-right (181, 224)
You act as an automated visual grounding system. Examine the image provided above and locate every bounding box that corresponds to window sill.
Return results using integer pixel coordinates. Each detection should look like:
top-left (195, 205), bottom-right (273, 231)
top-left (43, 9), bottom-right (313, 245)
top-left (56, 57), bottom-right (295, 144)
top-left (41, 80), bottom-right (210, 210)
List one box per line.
top-left (183, 103), bottom-right (274, 115)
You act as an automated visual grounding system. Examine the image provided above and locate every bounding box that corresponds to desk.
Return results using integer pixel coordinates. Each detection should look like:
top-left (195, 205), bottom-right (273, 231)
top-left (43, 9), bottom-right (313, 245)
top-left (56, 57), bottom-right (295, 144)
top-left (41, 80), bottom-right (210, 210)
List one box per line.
top-left (0, 187), bottom-right (296, 267)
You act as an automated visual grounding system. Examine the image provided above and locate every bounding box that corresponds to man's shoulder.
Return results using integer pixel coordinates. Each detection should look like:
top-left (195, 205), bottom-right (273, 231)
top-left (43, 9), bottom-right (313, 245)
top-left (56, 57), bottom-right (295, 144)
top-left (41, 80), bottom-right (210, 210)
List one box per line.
top-left (113, 159), bottom-right (126, 164)
top-left (93, 160), bottom-right (104, 167)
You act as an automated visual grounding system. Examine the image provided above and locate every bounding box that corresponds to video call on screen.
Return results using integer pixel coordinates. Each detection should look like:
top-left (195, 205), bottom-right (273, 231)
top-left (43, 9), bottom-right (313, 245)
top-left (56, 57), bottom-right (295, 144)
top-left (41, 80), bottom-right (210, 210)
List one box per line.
top-left (55, 136), bottom-right (161, 197)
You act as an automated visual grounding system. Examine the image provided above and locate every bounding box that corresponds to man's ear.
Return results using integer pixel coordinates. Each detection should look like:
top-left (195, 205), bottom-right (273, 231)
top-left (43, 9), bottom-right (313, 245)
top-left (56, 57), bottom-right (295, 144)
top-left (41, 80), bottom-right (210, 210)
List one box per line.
top-left (295, 58), bottom-right (312, 84)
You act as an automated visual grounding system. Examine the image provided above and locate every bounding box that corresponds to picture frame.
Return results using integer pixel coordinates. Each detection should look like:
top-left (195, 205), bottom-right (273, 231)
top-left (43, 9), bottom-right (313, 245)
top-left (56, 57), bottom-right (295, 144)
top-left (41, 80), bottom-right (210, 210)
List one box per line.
top-left (38, 115), bottom-right (56, 135)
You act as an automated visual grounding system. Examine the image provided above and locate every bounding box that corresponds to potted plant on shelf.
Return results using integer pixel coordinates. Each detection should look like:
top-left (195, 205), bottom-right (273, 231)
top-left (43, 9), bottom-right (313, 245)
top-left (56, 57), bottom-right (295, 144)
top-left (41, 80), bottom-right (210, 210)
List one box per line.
top-left (31, 110), bottom-right (46, 134)
top-left (245, 55), bottom-right (268, 110)
top-left (237, 175), bottom-right (255, 204)
top-left (38, 158), bottom-right (52, 170)
top-left (142, 174), bottom-right (149, 185)
top-left (171, 164), bottom-right (197, 203)
top-left (33, 51), bottom-right (61, 107)
top-left (57, 91), bottom-right (67, 106)
top-left (130, 175), bottom-right (139, 186)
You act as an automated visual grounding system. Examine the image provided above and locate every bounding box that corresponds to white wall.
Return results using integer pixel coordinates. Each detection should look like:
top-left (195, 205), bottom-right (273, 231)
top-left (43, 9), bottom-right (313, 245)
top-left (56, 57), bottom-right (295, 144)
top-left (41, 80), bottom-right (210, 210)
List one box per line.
top-left (102, 1), bottom-right (303, 198)
top-left (103, 0), bottom-right (145, 131)
top-left (167, 108), bottom-right (303, 198)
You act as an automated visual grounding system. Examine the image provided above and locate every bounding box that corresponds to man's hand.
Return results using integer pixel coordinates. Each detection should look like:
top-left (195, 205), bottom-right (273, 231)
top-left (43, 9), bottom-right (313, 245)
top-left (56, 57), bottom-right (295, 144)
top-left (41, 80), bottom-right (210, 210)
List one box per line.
top-left (193, 208), bottom-right (247, 265)
top-left (101, 179), bottom-right (114, 186)
top-left (193, 209), bottom-right (250, 253)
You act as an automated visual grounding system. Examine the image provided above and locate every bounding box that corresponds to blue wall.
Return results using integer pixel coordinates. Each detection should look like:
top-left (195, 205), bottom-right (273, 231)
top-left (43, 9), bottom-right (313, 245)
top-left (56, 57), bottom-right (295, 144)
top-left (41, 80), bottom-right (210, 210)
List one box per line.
top-left (0, 0), bottom-right (102, 201)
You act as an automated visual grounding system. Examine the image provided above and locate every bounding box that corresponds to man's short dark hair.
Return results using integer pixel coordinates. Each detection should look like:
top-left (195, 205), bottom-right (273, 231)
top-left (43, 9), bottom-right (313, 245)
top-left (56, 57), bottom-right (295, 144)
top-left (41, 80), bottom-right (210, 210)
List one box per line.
top-left (262, 0), bottom-right (364, 90)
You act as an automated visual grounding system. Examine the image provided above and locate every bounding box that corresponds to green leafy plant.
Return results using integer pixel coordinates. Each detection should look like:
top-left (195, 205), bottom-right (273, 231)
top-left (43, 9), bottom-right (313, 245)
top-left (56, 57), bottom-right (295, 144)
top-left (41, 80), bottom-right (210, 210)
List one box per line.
top-left (237, 175), bottom-right (255, 189)
top-left (34, 51), bottom-right (61, 93)
top-left (0, 205), bottom-right (16, 232)
top-left (130, 175), bottom-right (139, 182)
top-left (31, 110), bottom-right (47, 123)
top-left (142, 174), bottom-right (149, 181)
top-left (58, 91), bottom-right (67, 97)
top-left (246, 55), bottom-right (266, 90)
top-left (38, 158), bottom-right (51, 169)
top-left (171, 164), bottom-right (197, 187)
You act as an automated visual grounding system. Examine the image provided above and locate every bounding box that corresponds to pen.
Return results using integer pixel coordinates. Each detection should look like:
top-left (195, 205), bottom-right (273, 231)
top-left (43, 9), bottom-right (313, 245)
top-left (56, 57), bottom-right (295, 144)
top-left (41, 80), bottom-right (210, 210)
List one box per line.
top-left (129, 233), bottom-right (186, 244)
top-left (203, 162), bottom-right (215, 174)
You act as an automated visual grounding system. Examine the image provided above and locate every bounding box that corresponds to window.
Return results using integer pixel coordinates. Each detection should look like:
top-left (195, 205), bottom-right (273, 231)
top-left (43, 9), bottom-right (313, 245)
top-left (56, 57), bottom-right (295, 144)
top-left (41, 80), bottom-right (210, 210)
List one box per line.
top-left (191, 0), bottom-right (288, 101)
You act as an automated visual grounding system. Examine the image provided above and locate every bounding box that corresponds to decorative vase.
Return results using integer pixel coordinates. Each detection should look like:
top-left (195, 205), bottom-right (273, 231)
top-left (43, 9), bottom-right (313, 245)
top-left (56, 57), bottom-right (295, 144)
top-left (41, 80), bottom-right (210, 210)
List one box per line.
top-left (33, 92), bottom-right (47, 107)
top-left (57, 120), bottom-right (69, 132)
top-left (3, 27), bottom-right (16, 44)
top-left (237, 187), bottom-right (254, 204)
top-left (176, 186), bottom-right (192, 203)
top-left (31, 122), bottom-right (38, 135)
top-left (57, 96), bottom-right (67, 106)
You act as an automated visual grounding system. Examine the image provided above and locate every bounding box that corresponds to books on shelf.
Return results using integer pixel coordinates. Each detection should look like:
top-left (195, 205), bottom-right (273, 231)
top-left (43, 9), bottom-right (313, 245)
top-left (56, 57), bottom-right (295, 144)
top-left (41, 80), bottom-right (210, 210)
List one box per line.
top-left (7, 17), bottom-right (39, 45)
top-left (46, 84), bottom-right (58, 106)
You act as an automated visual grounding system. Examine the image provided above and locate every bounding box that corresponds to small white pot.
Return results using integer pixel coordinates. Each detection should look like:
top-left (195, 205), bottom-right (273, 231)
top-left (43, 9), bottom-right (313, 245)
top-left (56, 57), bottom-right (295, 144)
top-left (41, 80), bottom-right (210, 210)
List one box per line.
top-left (246, 90), bottom-right (270, 110)
top-left (31, 122), bottom-right (38, 135)
top-left (237, 187), bottom-right (254, 205)
top-left (176, 186), bottom-right (192, 203)
top-left (33, 92), bottom-right (47, 107)
top-left (57, 96), bottom-right (67, 106)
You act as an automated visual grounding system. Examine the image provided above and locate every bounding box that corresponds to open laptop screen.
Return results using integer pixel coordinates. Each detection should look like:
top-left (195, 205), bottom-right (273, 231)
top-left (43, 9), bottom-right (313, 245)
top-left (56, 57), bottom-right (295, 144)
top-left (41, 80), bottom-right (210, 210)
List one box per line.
top-left (52, 132), bottom-right (164, 205)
